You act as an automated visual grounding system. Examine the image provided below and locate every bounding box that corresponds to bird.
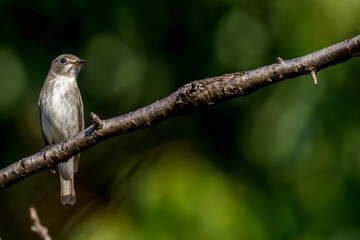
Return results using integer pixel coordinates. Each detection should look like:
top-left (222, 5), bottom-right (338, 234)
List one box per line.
top-left (38, 54), bottom-right (85, 205)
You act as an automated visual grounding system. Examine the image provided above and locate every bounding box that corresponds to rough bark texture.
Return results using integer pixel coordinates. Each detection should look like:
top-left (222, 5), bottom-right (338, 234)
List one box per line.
top-left (1, 35), bottom-right (360, 190)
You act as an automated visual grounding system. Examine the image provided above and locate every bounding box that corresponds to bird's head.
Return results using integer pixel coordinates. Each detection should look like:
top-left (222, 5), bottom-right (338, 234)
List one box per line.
top-left (50, 54), bottom-right (86, 77)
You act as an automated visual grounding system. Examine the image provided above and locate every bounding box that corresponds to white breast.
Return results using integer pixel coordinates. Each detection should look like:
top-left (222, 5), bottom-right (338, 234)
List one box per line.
top-left (51, 76), bottom-right (76, 112)
top-left (41, 76), bottom-right (80, 143)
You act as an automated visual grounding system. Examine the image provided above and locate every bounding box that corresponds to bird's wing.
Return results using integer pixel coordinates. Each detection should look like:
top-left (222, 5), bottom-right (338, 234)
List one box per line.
top-left (38, 102), bottom-right (50, 147)
top-left (73, 88), bottom-right (84, 173)
top-left (39, 96), bottom-right (57, 173)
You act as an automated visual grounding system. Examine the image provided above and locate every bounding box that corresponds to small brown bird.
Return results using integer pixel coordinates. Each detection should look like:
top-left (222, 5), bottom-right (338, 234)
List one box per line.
top-left (38, 54), bottom-right (85, 205)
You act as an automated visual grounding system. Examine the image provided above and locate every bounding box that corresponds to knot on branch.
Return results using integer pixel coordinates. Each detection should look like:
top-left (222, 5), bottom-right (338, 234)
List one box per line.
top-left (175, 83), bottom-right (197, 106)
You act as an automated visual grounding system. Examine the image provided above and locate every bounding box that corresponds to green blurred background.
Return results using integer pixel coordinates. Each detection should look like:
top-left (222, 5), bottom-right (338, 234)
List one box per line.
top-left (1, 0), bottom-right (360, 239)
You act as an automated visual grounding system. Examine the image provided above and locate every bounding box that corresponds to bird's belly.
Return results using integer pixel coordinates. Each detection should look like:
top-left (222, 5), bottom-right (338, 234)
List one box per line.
top-left (41, 82), bottom-right (79, 143)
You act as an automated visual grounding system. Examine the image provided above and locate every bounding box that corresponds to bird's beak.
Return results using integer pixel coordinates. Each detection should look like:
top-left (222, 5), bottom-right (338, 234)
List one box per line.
top-left (71, 59), bottom-right (86, 66)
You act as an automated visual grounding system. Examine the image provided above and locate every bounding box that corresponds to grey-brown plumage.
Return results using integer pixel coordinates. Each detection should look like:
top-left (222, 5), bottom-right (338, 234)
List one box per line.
top-left (38, 54), bottom-right (85, 205)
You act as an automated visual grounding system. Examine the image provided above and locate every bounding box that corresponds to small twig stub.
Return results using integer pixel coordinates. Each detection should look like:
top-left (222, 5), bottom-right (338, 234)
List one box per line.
top-left (276, 57), bottom-right (284, 64)
top-left (311, 70), bottom-right (318, 86)
top-left (90, 112), bottom-right (104, 130)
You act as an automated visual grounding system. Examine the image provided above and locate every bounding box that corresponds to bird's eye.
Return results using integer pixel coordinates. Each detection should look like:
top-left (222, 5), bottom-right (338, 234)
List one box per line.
top-left (59, 57), bottom-right (66, 64)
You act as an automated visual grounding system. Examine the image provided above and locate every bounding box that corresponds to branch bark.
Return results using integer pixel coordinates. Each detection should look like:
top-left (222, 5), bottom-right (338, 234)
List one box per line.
top-left (1, 35), bottom-right (360, 190)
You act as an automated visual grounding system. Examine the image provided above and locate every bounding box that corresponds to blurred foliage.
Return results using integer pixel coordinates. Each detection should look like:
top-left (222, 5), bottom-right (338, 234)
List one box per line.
top-left (0, 0), bottom-right (360, 239)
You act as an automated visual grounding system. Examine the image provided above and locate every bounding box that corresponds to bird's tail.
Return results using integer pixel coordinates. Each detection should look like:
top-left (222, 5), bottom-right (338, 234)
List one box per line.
top-left (58, 158), bottom-right (76, 205)
top-left (60, 176), bottom-right (76, 205)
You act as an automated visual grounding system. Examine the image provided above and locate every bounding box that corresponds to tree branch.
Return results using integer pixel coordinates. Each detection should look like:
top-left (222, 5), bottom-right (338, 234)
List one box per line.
top-left (1, 35), bottom-right (360, 190)
top-left (29, 207), bottom-right (52, 240)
